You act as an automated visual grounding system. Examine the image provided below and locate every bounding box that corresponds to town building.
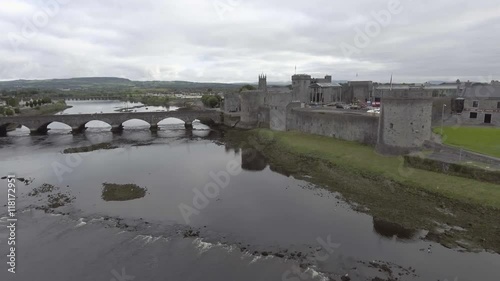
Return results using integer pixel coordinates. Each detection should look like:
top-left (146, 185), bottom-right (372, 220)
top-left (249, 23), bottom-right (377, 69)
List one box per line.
top-left (456, 82), bottom-right (500, 126)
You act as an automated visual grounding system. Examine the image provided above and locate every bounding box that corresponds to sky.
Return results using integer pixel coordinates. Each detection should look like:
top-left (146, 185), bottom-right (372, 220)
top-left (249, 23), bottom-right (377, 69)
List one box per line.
top-left (1, 0), bottom-right (499, 83)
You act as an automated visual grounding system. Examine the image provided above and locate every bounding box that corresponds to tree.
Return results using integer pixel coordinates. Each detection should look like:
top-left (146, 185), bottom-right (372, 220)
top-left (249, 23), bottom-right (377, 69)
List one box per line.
top-left (29, 101), bottom-right (34, 108)
top-left (7, 97), bottom-right (18, 107)
top-left (239, 84), bottom-right (256, 92)
top-left (14, 108), bottom-right (20, 114)
top-left (0, 106), bottom-right (4, 115)
top-left (5, 108), bottom-right (14, 116)
top-left (201, 94), bottom-right (222, 108)
top-left (25, 101), bottom-right (29, 107)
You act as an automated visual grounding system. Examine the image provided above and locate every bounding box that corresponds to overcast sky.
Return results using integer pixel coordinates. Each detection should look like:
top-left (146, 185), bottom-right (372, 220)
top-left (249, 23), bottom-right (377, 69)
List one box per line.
top-left (1, 0), bottom-right (499, 83)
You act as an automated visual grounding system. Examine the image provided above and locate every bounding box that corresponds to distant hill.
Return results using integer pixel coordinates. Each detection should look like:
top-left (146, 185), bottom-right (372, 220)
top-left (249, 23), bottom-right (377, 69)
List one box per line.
top-left (0, 77), bottom-right (245, 91)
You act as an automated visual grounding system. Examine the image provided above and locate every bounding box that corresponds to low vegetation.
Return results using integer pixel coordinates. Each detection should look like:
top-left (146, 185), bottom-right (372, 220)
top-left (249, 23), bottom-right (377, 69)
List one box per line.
top-left (226, 129), bottom-right (500, 252)
top-left (28, 183), bottom-right (75, 209)
top-left (434, 126), bottom-right (500, 158)
top-left (63, 143), bottom-right (118, 154)
top-left (201, 94), bottom-right (222, 108)
top-left (239, 84), bottom-right (256, 92)
top-left (28, 183), bottom-right (57, 196)
top-left (101, 183), bottom-right (147, 201)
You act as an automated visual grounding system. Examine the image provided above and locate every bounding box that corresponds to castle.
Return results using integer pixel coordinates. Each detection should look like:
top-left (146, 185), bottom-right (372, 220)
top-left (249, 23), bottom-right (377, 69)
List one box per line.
top-left (223, 74), bottom-right (434, 155)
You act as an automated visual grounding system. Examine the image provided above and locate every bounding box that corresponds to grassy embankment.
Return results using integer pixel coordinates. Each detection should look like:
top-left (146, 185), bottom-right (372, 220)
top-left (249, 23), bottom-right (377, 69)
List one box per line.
top-left (433, 126), bottom-right (500, 158)
top-left (20, 101), bottom-right (72, 116)
top-left (229, 129), bottom-right (500, 252)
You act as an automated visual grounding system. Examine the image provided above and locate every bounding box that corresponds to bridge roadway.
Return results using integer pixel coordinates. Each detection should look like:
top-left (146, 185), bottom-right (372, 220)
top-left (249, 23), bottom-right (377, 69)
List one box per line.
top-left (0, 110), bottom-right (222, 136)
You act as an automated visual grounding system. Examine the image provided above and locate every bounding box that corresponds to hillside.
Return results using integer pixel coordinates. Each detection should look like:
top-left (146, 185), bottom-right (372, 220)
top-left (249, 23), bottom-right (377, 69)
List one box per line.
top-left (0, 77), bottom-right (244, 91)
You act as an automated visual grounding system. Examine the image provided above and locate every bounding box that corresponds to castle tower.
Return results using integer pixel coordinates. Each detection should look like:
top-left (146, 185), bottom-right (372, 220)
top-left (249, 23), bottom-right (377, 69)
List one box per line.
top-left (376, 87), bottom-right (433, 155)
top-left (258, 74), bottom-right (267, 91)
top-left (291, 74), bottom-right (312, 103)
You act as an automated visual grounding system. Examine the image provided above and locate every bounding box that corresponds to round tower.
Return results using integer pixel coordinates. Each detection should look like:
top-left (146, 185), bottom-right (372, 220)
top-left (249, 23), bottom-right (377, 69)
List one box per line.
top-left (292, 74), bottom-right (311, 103)
top-left (376, 87), bottom-right (433, 155)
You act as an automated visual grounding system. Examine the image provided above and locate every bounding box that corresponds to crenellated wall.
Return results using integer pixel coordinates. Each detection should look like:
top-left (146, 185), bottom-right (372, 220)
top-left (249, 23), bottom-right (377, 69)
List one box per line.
top-left (222, 75), bottom-right (435, 155)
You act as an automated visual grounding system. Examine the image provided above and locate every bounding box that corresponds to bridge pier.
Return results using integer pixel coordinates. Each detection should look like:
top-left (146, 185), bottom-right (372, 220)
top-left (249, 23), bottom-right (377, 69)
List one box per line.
top-left (31, 127), bottom-right (49, 136)
top-left (71, 124), bottom-right (87, 135)
top-left (150, 124), bottom-right (159, 132)
top-left (111, 125), bottom-right (123, 133)
top-left (184, 122), bottom-right (193, 129)
top-left (0, 126), bottom-right (7, 137)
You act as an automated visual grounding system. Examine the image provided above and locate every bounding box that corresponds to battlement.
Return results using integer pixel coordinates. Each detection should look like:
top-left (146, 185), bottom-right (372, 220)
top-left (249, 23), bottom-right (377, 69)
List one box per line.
top-left (382, 87), bottom-right (432, 100)
top-left (292, 74), bottom-right (312, 80)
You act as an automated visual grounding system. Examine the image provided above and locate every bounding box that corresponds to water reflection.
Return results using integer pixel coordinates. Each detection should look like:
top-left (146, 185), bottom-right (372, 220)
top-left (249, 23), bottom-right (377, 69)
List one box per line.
top-left (241, 148), bottom-right (268, 171)
top-left (373, 218), bottom-right (419, 240)
top-left (84, 131), bottom-right (114, 144)
top-left (157, 129), bottom-right (186, 139)
top-left (120, 130), bottom-right (155, 143)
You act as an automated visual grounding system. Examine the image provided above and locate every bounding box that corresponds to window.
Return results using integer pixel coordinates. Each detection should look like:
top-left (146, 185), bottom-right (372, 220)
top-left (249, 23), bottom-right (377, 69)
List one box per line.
top-left (497, 102), bottom-right (500, 109)
top-left (472, 101), bottom-right (479, 108)
top-left (485, 114), bottom-right (492, 124)
top-left (470, 112), bottom-right (478, 119)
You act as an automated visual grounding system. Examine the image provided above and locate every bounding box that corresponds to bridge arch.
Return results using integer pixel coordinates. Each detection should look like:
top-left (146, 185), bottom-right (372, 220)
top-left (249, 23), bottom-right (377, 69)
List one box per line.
top-left (121, 119), bottom-right (151, 130)
top-left (0, 123), bottom-right (30, 136)
top-left (41, 121), bottom-right (73, 135)
top-left (75, 120), bottom-right (113, 133)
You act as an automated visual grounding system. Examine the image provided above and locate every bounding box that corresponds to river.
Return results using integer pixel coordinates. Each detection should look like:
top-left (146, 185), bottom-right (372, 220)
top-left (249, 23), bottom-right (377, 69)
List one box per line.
top-left (0, 101), bottom-right (498, 281)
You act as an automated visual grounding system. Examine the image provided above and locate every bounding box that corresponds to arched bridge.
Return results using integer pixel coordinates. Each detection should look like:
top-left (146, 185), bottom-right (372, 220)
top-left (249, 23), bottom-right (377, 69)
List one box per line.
top-left (0, 110), bottom-right (222, 136)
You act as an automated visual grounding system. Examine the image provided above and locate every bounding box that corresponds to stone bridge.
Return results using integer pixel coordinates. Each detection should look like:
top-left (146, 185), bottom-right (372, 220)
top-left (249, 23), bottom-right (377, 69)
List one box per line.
top-left (0, 110), bottom-right (222, 136)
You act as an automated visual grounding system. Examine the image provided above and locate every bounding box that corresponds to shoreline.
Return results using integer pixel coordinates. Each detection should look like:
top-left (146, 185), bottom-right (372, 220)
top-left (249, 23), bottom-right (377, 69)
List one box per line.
top-left (226, 129), bottom-right (500, 253)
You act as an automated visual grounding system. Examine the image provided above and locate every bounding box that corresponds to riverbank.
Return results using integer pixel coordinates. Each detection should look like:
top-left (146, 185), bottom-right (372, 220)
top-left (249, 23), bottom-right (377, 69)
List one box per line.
top-left (19, 101), bottom-right (72, 116)
top-left (227, 129), bottom-right (500, 253)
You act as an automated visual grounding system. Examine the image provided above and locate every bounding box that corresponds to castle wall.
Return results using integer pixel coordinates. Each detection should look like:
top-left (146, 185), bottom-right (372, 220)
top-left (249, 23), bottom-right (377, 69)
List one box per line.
top-left (224, 92), bottom-right (241, 112)
top-left (239, 90), bottom-right (266, 128)
top-left (376, 89), bottom-right (433, 155)
top-left (257, 106), bottom-right (270, 128)
top-left (287, 109), bottom-right (379, 145)
top-left (268, 92), bottom-right (294, 131)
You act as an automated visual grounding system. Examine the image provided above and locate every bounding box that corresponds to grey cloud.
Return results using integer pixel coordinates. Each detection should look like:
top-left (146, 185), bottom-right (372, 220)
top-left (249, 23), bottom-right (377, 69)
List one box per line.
top-left (1, 0), bottom-right (499, 82)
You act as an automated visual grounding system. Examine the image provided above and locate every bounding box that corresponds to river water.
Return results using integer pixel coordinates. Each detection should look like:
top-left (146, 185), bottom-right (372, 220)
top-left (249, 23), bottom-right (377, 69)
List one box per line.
top-left (0, 101), bottom-right (498, 281)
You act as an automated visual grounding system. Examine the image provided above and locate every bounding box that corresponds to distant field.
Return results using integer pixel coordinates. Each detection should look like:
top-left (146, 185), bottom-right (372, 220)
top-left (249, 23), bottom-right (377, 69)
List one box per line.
top-left (434, 126), bottom-right (500, 158)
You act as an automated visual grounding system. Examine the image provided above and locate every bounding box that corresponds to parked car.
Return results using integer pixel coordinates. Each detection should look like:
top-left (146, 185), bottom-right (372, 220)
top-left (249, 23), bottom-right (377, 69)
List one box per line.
top-left (367, 108), bottom-right (381, 114)
top-left (335, 102), bottom-right (350, 109)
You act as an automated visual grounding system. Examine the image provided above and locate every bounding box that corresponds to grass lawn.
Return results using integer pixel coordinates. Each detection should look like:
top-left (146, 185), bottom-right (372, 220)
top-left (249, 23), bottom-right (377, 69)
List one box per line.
top-left (253, 129), bottom-right (500, 209)
top-left (433, 126), bottom-right (500, 158)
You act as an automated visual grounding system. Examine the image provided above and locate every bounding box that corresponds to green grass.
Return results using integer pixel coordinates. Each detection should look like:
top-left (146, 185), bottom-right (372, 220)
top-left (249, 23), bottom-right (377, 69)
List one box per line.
top-left (254, 129), bottom-right (500, 209)
top-left (101, 183), bottom-right (147, 201)
top-left (434, 126), bottom-right (500, 158)
top-left (63, 143), bottom-right (118, 154)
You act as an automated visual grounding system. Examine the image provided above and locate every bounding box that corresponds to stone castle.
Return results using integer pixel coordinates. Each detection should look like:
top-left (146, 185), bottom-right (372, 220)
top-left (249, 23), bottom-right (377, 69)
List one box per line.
top-left (223, 74), bottom-right (434, 155)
